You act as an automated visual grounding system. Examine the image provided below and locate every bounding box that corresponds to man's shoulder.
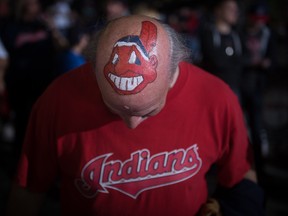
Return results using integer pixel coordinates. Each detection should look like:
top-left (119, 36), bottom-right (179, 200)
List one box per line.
top-left (53, 63), bottom-right (94, 88)
top-left (179, 62), bottom-right (238, 105)
top-left (53, 63), bottom-right (94, 90)
top-left (34, 63), bottom-right (99, 109)
top-left (30, 63), bottom-right (106, 136)
top-left (180, 62), bottom-right (231, 90)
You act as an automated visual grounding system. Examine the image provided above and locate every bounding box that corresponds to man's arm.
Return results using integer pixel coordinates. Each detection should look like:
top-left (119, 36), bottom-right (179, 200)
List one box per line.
top-left (198, 169), bottom-right (261, 216)
top-left (6, 184), bottom-right (45, 216)
top-left (213, 170), bottom-right (264, 216)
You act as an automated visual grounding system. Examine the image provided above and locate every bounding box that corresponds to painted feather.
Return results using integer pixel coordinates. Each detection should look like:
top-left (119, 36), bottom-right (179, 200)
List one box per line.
top-left (139, 21), bottom-right (157, 54)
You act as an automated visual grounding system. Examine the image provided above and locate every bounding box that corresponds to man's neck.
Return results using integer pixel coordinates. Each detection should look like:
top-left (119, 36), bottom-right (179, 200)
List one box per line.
top-left (169, 66), bottom-right (179, 89)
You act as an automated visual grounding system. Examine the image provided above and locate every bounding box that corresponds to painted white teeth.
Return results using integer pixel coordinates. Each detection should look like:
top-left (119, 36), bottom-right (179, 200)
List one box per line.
top-left (108, 73), bottom-right (143, 91)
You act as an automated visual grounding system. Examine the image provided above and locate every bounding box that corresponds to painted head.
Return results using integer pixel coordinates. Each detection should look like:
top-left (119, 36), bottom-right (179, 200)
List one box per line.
top-left (95, 15), bottom-right (185, 129)
top-left (104, 20), bottom-right (158, 95)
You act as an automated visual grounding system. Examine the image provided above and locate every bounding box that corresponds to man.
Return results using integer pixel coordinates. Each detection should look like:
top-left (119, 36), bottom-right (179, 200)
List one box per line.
top-left (201, 0), bottom-right (243, 99)
top-left (242, 3), bottom-right (274, 181)
top-left (7, 15), bottom-right (262, 216)
top-left (1, 0), bottom-right (67, 176)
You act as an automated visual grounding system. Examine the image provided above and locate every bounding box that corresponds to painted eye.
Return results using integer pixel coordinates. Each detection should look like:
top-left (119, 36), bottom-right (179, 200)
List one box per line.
top-left (128, 51), bottom-right (141, 65)
top-left (112, 53), bottom-right (119, 64)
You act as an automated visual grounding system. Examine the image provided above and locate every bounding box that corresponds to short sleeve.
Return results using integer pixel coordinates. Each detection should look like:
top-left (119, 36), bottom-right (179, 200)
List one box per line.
top-left (216, 93), bottom-right (252, 188)
top-left (15, 98), bottom-right (58, 192)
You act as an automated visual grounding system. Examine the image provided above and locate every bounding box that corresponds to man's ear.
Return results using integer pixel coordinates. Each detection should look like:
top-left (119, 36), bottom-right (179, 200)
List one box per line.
top-left (149, 55), bottom-right (158, 69)
top-left (169, 66), bottom-right (179, 88)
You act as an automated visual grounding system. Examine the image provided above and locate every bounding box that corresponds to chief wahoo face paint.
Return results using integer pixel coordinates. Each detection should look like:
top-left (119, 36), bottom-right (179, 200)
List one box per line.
top-left (104, 21), bottom-right (158, 95)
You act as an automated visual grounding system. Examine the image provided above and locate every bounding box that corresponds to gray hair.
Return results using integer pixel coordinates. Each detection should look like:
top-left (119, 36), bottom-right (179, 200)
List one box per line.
top-left (86, 20), bottom-right (192, 77)
top-left (161, 23), bottom-right (192, 78)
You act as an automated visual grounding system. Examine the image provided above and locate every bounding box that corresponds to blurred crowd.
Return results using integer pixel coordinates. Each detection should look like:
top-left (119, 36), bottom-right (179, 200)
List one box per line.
top-left (0, 0), bottom-right (288, 206)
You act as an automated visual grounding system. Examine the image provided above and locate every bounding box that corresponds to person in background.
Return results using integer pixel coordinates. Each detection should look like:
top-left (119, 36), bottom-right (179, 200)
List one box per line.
top-left (132, 2), bottom-right (163, 21)
top-left (0, 0), bottom-right (67, 176)
top-left (241, 2), bottom-right (275, 181)
top-left (0, 0), bottom-right (10, 27)
top-left (105, 0), bottom-right (130, 21)
top-left (45, 0), bottom-right (74, 38)
top-left (55, 26), bottom-right (90, 74)
top-left (167, 4), bottom-right (202, 65)
top-left (200, 0), bottom-right (243, 99)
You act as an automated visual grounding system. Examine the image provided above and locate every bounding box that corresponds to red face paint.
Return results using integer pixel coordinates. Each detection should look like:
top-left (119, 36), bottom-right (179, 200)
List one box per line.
top-left (104, 21), bottom-right (158, 95)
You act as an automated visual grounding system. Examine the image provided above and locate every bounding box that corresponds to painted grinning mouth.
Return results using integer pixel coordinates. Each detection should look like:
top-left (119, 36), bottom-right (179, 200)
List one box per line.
top-left (108, 73), bottom-right (144, 91)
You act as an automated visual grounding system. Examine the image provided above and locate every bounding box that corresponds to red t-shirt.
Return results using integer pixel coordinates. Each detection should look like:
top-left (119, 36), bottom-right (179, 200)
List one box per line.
top-left (16, 62), bottom-right (251, 216)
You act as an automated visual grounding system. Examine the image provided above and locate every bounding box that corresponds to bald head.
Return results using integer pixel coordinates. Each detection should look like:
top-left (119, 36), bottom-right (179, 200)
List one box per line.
top-left (96, 16), bottom-right (171, 89)
top-left (94, 15), bottom-right (188, 128)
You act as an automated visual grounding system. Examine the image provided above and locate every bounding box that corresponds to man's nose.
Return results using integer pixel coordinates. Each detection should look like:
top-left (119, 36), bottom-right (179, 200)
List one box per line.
top-left (123, 116), bottom-right (146, 129)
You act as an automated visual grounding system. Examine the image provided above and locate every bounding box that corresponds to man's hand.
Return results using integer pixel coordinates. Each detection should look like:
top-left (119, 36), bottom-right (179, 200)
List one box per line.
top-left (244, 169), bottom-right (257, 183)
top-left (198, 198), bottom-right (222, 216)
